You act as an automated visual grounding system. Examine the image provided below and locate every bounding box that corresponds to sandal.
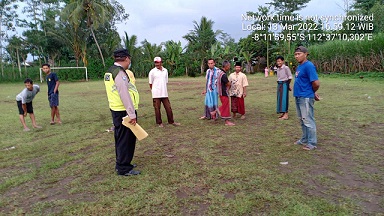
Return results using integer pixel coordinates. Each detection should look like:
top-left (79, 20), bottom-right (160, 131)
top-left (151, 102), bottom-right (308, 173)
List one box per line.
top-left (303, 145), bottom-right (317, 150)
top-left (294, 140), bottom-right (306, 145)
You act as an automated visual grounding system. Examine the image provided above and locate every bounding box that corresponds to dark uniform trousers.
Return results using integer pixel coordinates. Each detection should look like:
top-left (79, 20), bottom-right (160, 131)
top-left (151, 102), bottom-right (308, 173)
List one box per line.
top-left (111, 110), bottom-right (137, 175)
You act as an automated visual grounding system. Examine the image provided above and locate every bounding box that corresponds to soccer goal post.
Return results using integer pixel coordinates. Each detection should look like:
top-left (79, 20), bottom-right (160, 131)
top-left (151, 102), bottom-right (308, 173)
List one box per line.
top-left (39, 67), bottom-right (88, 82)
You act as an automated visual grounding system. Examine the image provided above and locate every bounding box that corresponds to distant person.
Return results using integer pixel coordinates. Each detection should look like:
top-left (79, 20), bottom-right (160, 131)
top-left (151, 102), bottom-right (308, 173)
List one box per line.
top-left (264, 67), bottom-right (269, 77)
top-left (229, 62), bottom-right (249, 119)
top-left (276, 56), bottom-right (293, 120)
top-left (200, 58), bottom-right (219, 120)
top-left (16, 78), bottom-right (42, 131)
top-left (148, 56), bottom-right (180, 127)
top-left (273, 64), bottom-right (278, 76)
top-left (42, 63), bottom-right (61, 125)
top-left (104, 48), bottom-right (140, 176)
top-left (293, 46), bottom-right (320, 151)
top-left (217, 60), bottom-right (235, 126)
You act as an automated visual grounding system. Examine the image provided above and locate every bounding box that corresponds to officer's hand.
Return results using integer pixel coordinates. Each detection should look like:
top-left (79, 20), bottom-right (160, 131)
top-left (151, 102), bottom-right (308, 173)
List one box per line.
top-left (129, 118), bottom-right (137, 126)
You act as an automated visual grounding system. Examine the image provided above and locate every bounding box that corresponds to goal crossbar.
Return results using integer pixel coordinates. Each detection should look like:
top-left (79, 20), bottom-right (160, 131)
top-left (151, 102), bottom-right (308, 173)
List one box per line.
top-left (39, 67), bottom-right (88, 82)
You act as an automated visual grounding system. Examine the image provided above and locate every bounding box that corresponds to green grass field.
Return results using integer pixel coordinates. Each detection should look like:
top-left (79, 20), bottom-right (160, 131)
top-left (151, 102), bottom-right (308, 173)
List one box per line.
top-left (0, 74), bottom-right (383, 215)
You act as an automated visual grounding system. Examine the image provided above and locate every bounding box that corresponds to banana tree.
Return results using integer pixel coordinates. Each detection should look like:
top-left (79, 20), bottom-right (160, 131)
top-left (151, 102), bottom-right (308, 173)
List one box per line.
top-left (163, 40), bottom-right (183, 76)
top-left (241, 50), bottom-right (257, 74)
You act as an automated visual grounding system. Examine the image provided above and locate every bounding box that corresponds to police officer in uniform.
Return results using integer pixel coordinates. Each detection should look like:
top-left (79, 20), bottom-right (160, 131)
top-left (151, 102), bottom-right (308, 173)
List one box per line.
top-left (104, 48), bottom-right (140, 176)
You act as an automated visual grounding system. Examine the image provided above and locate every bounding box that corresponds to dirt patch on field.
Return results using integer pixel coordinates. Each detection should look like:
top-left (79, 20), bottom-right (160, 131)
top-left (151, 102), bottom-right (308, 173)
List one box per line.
top-left (2, 175), bottom-right (96, 214)
top-left (181, 202), bottom-right (210, 216)
top-left (301, 121), bottom-right (384, 214)
top-left (177, 186), bottom-right (211, 215)
top-left (0, 138), bottom-right (105, 214)
top-left (1, 100), bottom-right (15, 104)
top-left (176, 185), bottom-right (209, 198)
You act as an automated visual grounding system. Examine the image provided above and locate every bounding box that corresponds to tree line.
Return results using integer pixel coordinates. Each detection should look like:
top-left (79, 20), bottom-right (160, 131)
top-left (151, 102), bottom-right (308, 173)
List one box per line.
top-left (0, 0), bottom-right (383, 82)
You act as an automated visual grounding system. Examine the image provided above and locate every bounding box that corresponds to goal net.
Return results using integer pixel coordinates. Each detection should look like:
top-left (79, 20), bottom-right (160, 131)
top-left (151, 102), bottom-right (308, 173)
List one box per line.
top-left (39, 67), bottom-right (88, 82)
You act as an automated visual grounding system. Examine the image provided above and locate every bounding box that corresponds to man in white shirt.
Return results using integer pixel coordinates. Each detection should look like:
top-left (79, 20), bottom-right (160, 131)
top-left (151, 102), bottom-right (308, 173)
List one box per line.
top-left (16, 78), bottom-right (42, 131)
top-left (148, 57), bottom-right (180, 127)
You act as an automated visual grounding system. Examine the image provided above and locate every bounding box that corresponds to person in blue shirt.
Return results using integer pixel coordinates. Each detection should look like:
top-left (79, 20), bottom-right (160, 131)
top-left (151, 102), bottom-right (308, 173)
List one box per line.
top-left (293, 46), bottom-right (320, 151)
top-left (42, 63), bottom-right (62, 125)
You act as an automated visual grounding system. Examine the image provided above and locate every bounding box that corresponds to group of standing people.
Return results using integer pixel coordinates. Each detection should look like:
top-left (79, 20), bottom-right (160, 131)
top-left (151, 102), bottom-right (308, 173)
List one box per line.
top-left (17, 44), bottom-right (319, 178)
top-left (16, 63), bottom-right (61, 131)
top-left (201, 59), bottom-right (249, 126)
top-left (200, 45), bottom-right (320, 152)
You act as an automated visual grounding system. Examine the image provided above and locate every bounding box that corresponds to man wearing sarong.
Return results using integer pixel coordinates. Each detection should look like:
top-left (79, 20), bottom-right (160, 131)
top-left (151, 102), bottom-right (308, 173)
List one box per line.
top-left (229, 62), bottom-right (249, 119)
top-left (276, 56), bottom-right (293, 120)
top-left (217, 60), bottom-right (235, 126)
top-left (201, 59), bottom-right (220, 120)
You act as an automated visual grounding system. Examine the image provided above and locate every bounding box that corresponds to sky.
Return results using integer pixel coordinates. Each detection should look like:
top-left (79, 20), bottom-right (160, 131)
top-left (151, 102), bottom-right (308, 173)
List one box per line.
top-left (115, 0), bottom-right (346, 46)
top-left (11, 0), bottom-right (347, 61)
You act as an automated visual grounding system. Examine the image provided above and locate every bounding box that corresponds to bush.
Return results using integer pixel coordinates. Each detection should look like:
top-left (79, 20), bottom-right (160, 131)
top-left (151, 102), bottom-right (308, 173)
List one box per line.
top-left (87, 58), bottom-right (114, 80)
top-left (0, 66), bottom-right (40, 83)
top-left (172, 67), bottom-right (186, 77)
top-left (309, 33), bottom-right (384, 73)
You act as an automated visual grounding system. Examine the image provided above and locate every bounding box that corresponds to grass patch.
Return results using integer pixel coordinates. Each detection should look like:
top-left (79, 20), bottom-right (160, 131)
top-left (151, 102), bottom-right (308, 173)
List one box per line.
top-left (0, 74), bottom-right (383, 215)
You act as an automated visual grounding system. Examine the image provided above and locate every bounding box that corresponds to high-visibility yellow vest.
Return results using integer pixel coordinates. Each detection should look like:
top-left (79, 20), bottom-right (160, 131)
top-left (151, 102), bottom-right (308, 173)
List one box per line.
top-left (126, 69), bottom-right (140, 110)
top-left (104, 65), bottom-right (139, 111)
top-left (104, 65), bottom-right (127, 111)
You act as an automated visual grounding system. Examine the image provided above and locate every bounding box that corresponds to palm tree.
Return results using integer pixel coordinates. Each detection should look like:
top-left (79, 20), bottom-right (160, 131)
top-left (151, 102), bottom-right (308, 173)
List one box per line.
top-left (62, 0), bottom-right (113, 67)
top-left (123, 32), bottom-right (139, 57)
top-left (100, 30), bottom-right (121, 58)
top-left (140, 40), bottom-right (162, 77)
top-left (209, 41), bottom-right (235, 64)
top-left (48, 21), bottom-right (87, 67)
top-left (123, 32), bottom-right (149, 76)
top-left (183, 16), bottom-right (222, 74)
top-left (141, 40), bottom-right (162, 61)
